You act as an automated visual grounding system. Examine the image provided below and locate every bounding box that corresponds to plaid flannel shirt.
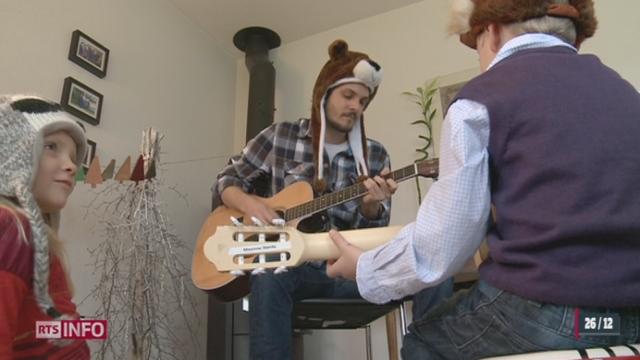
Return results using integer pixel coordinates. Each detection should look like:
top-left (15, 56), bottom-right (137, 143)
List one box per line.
top-left (212, 118), bottom-right (391, 230)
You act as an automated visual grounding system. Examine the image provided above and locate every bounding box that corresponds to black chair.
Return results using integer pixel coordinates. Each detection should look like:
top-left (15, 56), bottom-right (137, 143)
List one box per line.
top-left (290, 252), bottom-right (486, 360)
top-left (292, 298), bottom-right (409, 360)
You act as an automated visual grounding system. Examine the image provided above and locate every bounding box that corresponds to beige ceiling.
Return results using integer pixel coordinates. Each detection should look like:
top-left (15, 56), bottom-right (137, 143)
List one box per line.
top-left (168, 0), bottom-right (424, 57)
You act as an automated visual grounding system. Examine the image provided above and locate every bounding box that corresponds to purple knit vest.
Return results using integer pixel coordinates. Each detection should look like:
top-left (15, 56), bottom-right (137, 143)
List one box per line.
top-left (455, 46), bottom-right (640, 307)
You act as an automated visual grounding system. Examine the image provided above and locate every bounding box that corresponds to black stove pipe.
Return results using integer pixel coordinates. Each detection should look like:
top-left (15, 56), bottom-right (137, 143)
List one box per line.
top-left (233, 27), bottom-right (281, 142)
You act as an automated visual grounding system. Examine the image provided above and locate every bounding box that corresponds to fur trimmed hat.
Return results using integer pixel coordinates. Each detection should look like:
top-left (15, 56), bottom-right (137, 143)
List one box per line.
top-left (311, 39), bottom-right (383, 191)
top-left (449, 0), bottom-right (597, 49)
top-left (0, 95), bottom-right (86, 318)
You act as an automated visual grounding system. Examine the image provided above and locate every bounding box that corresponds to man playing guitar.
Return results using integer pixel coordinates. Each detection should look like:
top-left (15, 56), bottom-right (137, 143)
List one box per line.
top-left (212, 39), bottom-right (395, 360)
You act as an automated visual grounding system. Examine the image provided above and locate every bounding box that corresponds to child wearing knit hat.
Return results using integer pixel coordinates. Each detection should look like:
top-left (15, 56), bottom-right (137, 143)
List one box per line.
top-left (0, 95), bottom-right (90, 358)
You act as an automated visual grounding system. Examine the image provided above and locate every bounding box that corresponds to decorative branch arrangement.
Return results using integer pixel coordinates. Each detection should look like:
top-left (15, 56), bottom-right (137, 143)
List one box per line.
top-left (81, 128), bottom-right (200, 360)
top-left (403, 79), bottom-right (438, 203)
top-left (76, 151), bottom-right (155, 186)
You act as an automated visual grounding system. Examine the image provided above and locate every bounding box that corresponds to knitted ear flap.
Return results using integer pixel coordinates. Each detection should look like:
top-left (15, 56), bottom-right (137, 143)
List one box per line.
top-left (15, 182), bottom-right (62, 318)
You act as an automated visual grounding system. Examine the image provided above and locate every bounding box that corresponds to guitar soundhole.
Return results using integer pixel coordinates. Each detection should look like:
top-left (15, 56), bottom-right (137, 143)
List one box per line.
top-left (297, 211), bottom-right (330, 233)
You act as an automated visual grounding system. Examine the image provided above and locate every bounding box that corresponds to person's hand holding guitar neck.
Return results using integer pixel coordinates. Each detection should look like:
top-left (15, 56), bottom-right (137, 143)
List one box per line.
top-left (360, 168), bottom-right (398, 219)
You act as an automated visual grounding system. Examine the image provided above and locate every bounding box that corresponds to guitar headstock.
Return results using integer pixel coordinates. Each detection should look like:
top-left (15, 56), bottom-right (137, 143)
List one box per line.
top-left (416, 158), bottom-right (439, 178)
top-left (203, 225), bottom-right (306, 273)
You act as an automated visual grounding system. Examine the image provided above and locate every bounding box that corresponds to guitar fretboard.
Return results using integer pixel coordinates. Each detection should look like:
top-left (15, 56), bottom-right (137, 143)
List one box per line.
top-left (283, 163), bottom-right (424, 221)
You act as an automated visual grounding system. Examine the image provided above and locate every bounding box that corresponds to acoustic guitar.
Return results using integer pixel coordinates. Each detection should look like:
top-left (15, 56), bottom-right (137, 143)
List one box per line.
top-left (191, 159), bottom-right (438, 302)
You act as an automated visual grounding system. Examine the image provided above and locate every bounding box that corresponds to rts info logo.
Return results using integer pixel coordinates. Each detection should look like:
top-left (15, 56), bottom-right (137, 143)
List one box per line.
top-left (35, 320), bottom-right (108, 340)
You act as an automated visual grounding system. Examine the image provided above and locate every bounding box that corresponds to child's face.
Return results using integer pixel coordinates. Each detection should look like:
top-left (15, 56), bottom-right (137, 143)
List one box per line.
top-left (32, 131), bottom-right (78, 213)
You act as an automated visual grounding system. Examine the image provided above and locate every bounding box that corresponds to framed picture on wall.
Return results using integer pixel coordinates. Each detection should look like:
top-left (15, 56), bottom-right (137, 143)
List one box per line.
top-left (68, 29), bottom-right (110, 78)
top-left (61, 76), bottom-right (104, 126)
top-left (82, 138), bottom-right (97, 172)
top-left (438, 81), bottom-right (469, 113)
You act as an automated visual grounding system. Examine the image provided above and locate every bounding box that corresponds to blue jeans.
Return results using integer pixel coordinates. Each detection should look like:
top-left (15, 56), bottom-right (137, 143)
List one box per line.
top-left (249, 262), bottom-right (359, 360)
top-left (249, 262), bottom-right (455, 360)
top-left (402, 281), bottom-right (640, 360)
top-left (412, 278), bottom-right (454, 321)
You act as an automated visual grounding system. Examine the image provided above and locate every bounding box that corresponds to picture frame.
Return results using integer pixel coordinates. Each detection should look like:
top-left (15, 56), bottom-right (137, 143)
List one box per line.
top-left (434, 67), bottom-right (480, 116)
top-left (68, 30), bottom-right (109, 78)
top-left (83, 139), bottom-right (97, 173)
top-left (438, 81), bottom-right (470, 115)
top-left (61, 77), bottom-right (104, 126)
top-left (423, 68), bottom-right (479, 157)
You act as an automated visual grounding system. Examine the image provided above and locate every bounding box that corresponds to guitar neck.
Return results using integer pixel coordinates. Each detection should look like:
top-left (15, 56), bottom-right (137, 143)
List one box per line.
top-left (284, 163), bottom-right (424, 221)
top-left (203, 224), bottom-right (405, 272)
top-left (299, 225), bottom-right (403, 261)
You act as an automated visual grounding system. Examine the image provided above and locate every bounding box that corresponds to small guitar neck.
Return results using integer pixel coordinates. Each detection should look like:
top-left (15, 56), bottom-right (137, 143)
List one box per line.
top-left (284, 159), bottom-right (437, 221)
top-left (300, 225), bottom-right (403, 261)
top-left (203, 224), bottom-right (405, 272)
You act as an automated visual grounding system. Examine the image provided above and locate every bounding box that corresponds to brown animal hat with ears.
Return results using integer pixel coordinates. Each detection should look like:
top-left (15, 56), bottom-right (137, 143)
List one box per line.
top-left (448, 0), bottom-right (597, 49)
top-left (310, 39), bottom-right (383, 192)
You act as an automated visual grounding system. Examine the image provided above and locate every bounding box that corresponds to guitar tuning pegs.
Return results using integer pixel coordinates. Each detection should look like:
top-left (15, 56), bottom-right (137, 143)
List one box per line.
top-left (274, 266), bottom-right (288, 274)
top-left (272, 218), bottom-right (285, 227)
top-left (230, 216), bottom-right (243, 227)
top-left (230, 270), bottom-right (245, 276)
top-left (252, 267), bottom-right (266, 275)
top-left (251, 216), bottom-right (265, 226)
top-left (278, 232), bottom-right (288, 265)
top-left (257, 233), bottom-right (267, 264)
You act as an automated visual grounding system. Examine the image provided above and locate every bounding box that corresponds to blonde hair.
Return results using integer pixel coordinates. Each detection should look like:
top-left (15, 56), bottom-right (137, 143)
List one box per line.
top-left (0, 196), bottom-right (74, 296)
top-left (0, 197), bottom-right (28, 242)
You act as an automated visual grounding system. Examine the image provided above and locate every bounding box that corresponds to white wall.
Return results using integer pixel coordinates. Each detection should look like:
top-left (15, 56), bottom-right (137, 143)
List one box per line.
top-left (3, 0), bottom-right (634, 358)
top-left (1, 0), bottom-right (236, 358)
top-left (233, 1), bottom-right (640, 359)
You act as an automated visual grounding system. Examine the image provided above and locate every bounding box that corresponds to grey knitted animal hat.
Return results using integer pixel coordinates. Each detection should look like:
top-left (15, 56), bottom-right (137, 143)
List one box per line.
top-left (0, 94), bottom-right (86, 318)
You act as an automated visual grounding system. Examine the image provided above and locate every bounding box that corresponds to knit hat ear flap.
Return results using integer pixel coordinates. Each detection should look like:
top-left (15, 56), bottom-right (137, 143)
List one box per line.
top-left (15, 182), bottom-right (62, 318)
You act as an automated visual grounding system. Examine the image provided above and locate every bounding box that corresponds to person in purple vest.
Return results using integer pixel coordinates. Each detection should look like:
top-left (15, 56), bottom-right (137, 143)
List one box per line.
top-left (326, 0), bottom-right (640, 359)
